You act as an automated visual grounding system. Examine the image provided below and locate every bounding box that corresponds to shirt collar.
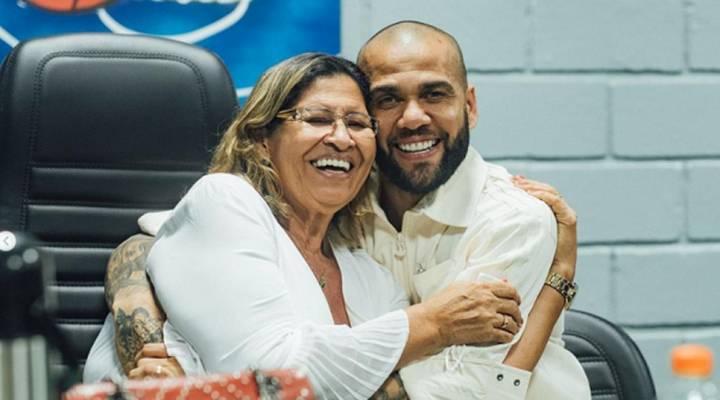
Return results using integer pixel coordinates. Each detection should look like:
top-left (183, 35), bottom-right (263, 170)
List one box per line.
top-left (362, 147), bottom-right (488, 228)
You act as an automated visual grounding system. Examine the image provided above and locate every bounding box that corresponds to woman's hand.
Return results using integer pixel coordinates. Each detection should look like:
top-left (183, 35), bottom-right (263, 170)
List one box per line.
top-left (128, 343), bottom-right (185, 380)
top-left (512, 175), bottom-right (577, 280)
top-left (424, 280), bottom-right (523, 347)
top-left (399, 279), bottom-right (522, 368)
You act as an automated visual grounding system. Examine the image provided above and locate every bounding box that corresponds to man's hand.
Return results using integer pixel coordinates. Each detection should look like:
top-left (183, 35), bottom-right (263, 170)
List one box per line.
top-left (105, 234), bottom-right (167, 374)
top-left (128, 343), bottom-right (185, 380)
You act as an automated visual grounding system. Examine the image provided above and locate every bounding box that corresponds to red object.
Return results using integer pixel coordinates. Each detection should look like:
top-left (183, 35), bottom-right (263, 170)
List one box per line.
top-left (26, 0), bottom-right (114, 13)
top-left (63, 370), bottom-right (314, 400)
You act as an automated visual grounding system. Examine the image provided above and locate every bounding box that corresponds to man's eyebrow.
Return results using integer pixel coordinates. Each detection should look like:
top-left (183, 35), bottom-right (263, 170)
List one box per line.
top-left (369, 85), bottom-right (400, 96)
top-left (420, 81), bottom-right (456, 94)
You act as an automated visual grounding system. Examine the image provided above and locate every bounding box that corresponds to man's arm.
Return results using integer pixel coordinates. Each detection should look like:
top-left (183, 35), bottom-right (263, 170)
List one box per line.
top-left (503, 176), bottom-right (577, 371)
top-left (105, 234), bottom-right (166, 374)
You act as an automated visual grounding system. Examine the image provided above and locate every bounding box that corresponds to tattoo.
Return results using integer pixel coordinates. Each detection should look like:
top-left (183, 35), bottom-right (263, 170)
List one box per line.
top-left (104, 234), bottom-right (155, 309)
top-left (105, 234), bottom-right (165, 374)
top-left (114, 308), bottom-right (164, 375)
top-left (370, 372), bottom-right (409, 400)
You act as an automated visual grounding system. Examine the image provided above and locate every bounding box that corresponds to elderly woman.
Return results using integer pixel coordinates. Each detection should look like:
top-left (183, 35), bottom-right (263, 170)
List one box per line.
top-left (85, 53), bottom-right (528, 398)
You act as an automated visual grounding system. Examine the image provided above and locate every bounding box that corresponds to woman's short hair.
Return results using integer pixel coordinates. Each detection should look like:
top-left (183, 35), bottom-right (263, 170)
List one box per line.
top-left (209, 53), bottom-right (371, 246)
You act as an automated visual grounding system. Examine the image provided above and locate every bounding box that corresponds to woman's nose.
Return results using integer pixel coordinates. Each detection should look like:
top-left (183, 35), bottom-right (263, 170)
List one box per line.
top-left (323, 120), bottom-right (356, 150)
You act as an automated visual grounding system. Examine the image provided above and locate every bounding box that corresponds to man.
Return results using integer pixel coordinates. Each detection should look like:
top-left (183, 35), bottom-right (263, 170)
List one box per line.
top-left (97, 21), bottom-right (588, 399)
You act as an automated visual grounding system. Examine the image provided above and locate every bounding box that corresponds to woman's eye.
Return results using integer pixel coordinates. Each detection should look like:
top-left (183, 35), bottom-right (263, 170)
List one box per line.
top-left (347, 120), bottom-right (368, 130)
top-left (305, 116), bottom-right (334, 125)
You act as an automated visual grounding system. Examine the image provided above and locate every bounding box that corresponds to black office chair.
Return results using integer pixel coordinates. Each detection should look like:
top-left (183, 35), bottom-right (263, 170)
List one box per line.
top-left (0, 33), bottom-right (238, 371)
top-left (564, 309), bottom-right (657, 400)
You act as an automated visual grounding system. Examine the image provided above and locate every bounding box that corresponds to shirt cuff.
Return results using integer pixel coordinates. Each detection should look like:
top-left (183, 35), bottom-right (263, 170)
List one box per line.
top-left (138, 210), bottom-right (172, 236)
top-left (490, 363), bottom-right (531, 400)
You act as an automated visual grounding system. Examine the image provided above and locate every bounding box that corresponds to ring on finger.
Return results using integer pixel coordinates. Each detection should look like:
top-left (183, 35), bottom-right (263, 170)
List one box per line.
top-left (501, 314), bottom-right (509, 330)
top-left (155, 365), bottom-right (162, 376)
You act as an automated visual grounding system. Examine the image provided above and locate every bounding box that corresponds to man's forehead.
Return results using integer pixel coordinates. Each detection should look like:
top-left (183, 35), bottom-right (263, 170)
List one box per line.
top-left (362, 34), bottom-right (459, 85)
top-left (363, 41), bottom-right (459, 86)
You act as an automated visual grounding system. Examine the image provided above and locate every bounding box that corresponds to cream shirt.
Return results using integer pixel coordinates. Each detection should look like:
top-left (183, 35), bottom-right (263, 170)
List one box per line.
top-left (83, 174), bottom-right (410, 400)
top-left (357, 148), bottom-right (590, 399)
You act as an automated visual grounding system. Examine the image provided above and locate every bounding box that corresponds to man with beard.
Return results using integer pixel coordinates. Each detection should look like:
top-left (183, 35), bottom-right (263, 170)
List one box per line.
top-left (354, 21), bottom-right (590, 399)
top-left (95, 21), bottom-right (590, 399)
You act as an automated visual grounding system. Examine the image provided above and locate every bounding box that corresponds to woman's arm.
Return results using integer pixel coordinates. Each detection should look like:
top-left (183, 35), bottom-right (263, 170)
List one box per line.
top-left (503, 176), bottom-right (577, 371)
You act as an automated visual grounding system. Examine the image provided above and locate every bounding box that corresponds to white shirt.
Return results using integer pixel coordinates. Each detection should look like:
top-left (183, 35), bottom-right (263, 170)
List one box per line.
top-left (358, 148), bottom-right (590, 399)
top-left (83, 174), bottom-right (410, 400)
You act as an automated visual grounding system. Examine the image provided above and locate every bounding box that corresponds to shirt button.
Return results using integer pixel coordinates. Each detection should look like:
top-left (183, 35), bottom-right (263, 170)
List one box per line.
top-left (514, 379), bottom-right (521, 387)
top-left (496, 374), bottom-right (503, 382)
top-left (394, 234), bottom-right (406, 258)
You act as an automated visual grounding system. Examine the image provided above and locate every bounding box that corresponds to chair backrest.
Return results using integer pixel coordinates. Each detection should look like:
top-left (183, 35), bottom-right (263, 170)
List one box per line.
top-left (563, 309), bottom-right (657, 400)
top-left (0, 33), bottom-right (238, 369)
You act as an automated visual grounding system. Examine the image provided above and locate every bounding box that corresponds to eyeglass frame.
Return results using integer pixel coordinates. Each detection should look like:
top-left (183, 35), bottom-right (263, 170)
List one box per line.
top-left (275, 106), bottom-right (379, 136)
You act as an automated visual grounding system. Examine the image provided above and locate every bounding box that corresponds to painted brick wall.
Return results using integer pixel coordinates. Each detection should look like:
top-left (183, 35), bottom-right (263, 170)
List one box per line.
top-left (341, 0), bottom-right (720, 397)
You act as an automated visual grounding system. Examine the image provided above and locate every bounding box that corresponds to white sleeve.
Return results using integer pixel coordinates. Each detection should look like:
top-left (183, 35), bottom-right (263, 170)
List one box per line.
top-left (451, 196), bottom-right (557, 398)
top-left (147, 174), bottom-right (409, 400)
top-left (456, 203), bottom-right (557, 330)
top-left (137, 210), bottom-right (172, 236)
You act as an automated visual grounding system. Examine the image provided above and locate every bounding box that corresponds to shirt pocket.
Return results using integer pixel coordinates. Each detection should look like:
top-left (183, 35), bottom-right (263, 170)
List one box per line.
top-left (412, 259), bottom-right (456, 300)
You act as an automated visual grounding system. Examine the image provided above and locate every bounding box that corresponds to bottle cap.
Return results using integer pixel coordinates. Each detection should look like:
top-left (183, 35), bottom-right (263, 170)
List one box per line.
top-left (671, 344), bottom-right (714, 377)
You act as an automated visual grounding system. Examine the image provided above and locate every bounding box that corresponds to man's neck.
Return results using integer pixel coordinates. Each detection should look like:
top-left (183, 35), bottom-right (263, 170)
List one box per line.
top-left (379, 179), bottom-right (424, 232)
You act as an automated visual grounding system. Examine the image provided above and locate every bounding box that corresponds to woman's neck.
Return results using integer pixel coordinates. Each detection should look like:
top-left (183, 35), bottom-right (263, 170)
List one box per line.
top-left (285, 210), bottom-right (333, 256)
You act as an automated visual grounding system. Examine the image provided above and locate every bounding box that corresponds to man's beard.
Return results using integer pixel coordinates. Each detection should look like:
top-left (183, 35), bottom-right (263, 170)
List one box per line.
top-left (376, 113), bottom-right (470, 195)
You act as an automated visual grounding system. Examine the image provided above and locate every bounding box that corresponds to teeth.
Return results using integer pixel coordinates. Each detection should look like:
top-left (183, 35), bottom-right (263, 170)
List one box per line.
top-left (398, 140), bottom-right (436, 153)
top-left (312, 158), bottom-right (351, 172)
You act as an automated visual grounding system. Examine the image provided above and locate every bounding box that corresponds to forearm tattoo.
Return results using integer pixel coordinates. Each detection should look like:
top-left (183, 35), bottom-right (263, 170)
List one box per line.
top-left (104, 234), bottom-right (155, 309)
top-left (114, 308), bottom-right (163, 374)
top-left (371, 372), bottom-right (409, 400)
top-left (104, 234), bottom-right (165, 374)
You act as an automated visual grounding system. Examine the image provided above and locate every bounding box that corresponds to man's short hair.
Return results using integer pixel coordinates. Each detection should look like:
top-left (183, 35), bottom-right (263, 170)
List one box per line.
top-left (356, 20), bottom-right (468, 88)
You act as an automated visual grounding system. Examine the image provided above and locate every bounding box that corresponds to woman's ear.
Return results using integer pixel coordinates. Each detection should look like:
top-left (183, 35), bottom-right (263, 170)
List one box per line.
top-left (259, 138), bottom-right (269, 154)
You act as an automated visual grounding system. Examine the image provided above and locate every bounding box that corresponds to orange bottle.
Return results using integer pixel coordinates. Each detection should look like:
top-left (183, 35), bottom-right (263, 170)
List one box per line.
top-left (671, 344), bottom-right (718, 400)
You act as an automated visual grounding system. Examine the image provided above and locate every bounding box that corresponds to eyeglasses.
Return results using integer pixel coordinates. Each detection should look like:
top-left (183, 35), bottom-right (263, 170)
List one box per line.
top-left (276, 106), bottom-right (378, 137)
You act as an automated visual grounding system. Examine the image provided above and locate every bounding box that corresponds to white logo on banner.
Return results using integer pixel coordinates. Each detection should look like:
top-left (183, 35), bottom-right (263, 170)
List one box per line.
top-left (97, 0), bottom-right (252, 44)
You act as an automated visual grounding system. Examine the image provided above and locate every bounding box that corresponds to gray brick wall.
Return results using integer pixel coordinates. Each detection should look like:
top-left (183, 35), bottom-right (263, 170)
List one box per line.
top-left (342, 0), bottom-right (720, 397)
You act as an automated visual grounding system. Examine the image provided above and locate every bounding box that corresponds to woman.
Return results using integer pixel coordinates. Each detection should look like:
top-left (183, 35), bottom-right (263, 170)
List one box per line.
top-left (84, 53), bottom-right (526, 398)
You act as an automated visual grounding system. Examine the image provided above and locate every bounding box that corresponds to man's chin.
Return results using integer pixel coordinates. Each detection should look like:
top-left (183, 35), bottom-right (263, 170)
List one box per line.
top-left (387, 163), bottom-right (444, 195)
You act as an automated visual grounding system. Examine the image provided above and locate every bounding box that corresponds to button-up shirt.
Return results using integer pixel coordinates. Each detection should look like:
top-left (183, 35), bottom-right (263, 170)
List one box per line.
top-left (358, 148), bottom-right (590, 399)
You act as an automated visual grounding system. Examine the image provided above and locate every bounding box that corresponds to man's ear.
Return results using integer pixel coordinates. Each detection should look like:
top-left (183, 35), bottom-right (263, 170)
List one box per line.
top-left (466, 85), bottom-right (478, 129)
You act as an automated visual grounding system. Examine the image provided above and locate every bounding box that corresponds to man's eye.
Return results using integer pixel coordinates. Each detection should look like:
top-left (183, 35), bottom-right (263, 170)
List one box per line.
top-left (373, 95), bottom-right (399, 109)
top-left (425, 90), bottom-right (449, 101)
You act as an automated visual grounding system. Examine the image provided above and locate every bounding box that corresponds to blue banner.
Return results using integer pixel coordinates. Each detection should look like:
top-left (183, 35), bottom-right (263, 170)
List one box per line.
top-left (0, 0), bottom-right (340, 99)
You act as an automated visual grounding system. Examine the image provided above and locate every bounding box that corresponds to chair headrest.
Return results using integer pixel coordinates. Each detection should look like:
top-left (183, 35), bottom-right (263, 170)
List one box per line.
top-left (0, 33), bottom-right (239, 230)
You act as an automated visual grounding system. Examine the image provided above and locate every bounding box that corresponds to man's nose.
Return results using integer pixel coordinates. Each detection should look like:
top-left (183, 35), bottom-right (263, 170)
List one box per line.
top-left (324, 120), bottom-right (355, 151)
top-left (397, 100), bottom-right (431, 131)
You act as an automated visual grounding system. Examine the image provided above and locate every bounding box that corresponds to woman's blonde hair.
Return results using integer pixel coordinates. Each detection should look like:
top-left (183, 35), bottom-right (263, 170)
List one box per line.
top-left (209, 53), bottom-right (372, 246)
